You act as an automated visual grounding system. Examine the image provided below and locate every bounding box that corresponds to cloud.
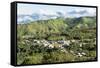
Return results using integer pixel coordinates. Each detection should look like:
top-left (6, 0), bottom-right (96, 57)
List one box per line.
top-left (38, 9), bottom-right (57, 15)
top-left (67, 7), bottom-right (96, 17)
top-left (68, 10), bottom-right (88, 15)
top-left (17, 3), bottom-right (96, 18)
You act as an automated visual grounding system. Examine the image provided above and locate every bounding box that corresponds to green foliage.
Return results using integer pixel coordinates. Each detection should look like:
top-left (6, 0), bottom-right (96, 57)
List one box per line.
top-left (17, 16), bottom-right (97, 65)
top-left (75, 56), bottom-right (92, 61)
top-left (23, 53), bottom-right (43, 64)
top-left (47, 36), bottom-right (66, 41)
top-left (87, 51), bottom-right (96, 57)
top-left (42, 51), bottom-right (75, 63)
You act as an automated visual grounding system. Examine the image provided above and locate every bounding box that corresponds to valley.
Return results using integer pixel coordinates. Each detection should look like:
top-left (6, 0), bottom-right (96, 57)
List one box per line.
top-left (17, 16), bottom-right (97, 65)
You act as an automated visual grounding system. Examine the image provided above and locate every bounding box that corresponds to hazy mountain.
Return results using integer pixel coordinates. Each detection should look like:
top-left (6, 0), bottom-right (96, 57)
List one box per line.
top-left (65, 16), bottom-right (96, 28)
top-left (17, 10), bottom-right (96, 29)
top-left (17, 12), bottom-right (62, 24)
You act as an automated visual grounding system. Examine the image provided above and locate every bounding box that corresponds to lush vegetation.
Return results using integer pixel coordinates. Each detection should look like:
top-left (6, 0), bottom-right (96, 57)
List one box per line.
top-left (17, 17), bottom-right (97, 65)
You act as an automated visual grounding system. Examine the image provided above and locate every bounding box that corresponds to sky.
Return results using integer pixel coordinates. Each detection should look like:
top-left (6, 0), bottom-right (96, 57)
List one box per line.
top-left (17, 3), bottom-right (96, 18)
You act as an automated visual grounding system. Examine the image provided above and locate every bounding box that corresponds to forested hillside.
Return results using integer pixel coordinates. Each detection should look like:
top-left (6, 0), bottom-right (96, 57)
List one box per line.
top-left (17, 16), bottom-right (97, 65)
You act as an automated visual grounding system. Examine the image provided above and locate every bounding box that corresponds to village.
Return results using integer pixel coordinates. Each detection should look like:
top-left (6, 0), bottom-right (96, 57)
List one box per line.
top-left (24, 38), bottom-right (96, 57)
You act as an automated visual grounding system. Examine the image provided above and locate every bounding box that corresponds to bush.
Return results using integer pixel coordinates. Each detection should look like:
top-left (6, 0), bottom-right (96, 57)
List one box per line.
top-left (42, 51), bottom-right (75, 63)
top-left (23, 53), bottom-right (43, 64)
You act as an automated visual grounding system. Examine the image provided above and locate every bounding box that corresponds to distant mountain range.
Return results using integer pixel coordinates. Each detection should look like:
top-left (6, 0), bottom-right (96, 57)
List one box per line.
top-left (65, 16), bottom-right (96, 28)
top-left (17, 11), bottom-right (66, 24)
top-left (17, 11), bottom-right (96, 25)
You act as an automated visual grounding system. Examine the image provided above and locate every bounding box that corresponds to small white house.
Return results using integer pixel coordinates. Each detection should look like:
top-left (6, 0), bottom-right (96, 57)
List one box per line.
top-left (64, 40), bottom-right (70, 46)
top-left (48, 44), bottom-right (54, 48)
top-left (79, 43), bottom-right (82, 47)
top-left (77, 53), bottom-right (82, 57)
top-left (81, 52), bottom-right (86, 56)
